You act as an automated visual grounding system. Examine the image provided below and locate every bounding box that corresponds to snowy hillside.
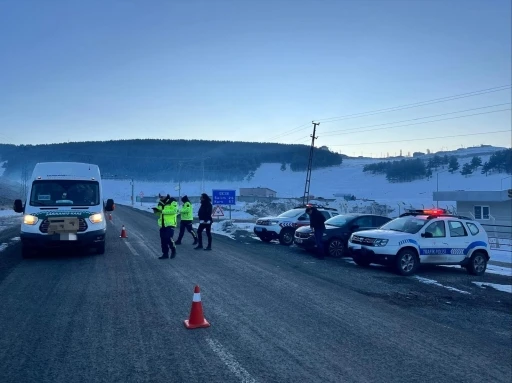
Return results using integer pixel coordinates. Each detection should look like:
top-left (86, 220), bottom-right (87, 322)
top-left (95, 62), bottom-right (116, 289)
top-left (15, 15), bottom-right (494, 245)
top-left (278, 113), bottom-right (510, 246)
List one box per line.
top-left (103, 151), bottom-right (511, 216)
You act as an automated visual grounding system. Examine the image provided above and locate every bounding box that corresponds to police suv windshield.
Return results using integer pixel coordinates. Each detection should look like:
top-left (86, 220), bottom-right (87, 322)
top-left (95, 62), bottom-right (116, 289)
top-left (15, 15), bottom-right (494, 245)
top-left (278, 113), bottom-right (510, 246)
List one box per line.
top-left (380, 216), bottom-right (428, 234)
top-left (278, 209), bottom-right (303, 218)
top-left (30, 180), bottom-right (100, 207)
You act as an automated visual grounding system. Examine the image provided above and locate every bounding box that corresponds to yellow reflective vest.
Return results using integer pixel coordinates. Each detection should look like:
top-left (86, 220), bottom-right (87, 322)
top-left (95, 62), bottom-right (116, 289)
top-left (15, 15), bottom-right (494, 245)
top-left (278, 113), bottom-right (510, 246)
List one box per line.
top-left (180, 202), bottom-right (193, 221)
top-left (154, 197), bottom-right (178, 228)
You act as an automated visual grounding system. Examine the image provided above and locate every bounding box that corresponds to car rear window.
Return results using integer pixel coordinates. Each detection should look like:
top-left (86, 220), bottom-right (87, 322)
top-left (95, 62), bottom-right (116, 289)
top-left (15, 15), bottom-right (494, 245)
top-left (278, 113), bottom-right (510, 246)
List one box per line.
top-left (466, 222), bottom-right (480, 235)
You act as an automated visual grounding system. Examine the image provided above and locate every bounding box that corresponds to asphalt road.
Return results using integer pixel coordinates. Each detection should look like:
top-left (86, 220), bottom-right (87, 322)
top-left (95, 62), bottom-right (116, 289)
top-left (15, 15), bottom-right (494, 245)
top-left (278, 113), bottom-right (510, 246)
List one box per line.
top-left (0, 205), bottom-right (511, 383)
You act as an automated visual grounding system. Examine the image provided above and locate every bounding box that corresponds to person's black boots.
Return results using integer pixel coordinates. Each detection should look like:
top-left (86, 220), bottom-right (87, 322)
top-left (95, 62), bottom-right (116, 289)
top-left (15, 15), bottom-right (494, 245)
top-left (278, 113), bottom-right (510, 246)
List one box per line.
top-left (192, 232), bottom-right (198, 246)
top-left (204, 239), bottom-right (212, 251)
top-left (159, 254), bottom-right (169, 259)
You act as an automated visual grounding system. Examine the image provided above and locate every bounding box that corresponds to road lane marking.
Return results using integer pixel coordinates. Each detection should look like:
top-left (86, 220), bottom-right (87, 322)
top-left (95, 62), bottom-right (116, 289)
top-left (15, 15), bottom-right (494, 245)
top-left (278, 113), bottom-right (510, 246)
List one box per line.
top-left (205, 337), bottom-right (256, 383)
top-left (413, 276), bottom-right (471, 295)
top-left (124, 241), bottom-right (140, 256)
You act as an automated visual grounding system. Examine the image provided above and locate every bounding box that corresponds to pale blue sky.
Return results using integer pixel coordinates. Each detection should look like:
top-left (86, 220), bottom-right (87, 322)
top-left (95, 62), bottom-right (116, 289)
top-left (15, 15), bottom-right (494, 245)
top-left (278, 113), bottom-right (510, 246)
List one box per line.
top-left (0, 0), bottom-right (510, 156)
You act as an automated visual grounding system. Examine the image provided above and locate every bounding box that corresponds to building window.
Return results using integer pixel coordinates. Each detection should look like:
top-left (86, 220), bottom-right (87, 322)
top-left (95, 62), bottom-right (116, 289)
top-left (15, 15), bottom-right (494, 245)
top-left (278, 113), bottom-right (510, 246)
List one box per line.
top-left (474, 206), bottom-right (490, 220)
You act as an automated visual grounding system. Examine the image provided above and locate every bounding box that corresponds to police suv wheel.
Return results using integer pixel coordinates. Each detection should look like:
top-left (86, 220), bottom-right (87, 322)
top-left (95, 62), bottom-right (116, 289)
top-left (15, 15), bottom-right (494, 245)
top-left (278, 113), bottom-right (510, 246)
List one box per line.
top-left (467, 251), bottom-right (487, 276)
top-left (279, 229), bottom-right (294, 246)
top-left (328, 239), bottom-right (345, 257)
top-left (395, 249), bottom-right (419, 276)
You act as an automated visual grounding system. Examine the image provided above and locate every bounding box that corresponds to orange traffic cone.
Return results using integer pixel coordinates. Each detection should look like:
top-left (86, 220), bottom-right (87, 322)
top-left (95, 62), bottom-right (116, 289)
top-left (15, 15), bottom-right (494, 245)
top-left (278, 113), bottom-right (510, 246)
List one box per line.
top-left (120, 225), bottom-right (127, 238)
top-left (184, 285), bottom-right (210, 329)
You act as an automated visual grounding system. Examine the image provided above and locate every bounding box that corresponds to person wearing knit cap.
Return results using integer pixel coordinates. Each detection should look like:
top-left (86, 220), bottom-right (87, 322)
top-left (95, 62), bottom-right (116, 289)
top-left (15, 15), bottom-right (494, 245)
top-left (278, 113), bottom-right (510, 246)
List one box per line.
top-left (195, 193), bottom-right (213, 251)
top-left (152, 191), bottom-right (178, 259)
top-left (175, 195), bottom-right (198, 245)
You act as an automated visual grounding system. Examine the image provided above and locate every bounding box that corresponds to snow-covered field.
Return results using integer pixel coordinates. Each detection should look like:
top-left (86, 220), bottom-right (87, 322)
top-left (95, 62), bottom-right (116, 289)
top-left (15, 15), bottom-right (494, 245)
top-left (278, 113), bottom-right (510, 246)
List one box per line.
top-left (103, 152), bottom-right (511, 217)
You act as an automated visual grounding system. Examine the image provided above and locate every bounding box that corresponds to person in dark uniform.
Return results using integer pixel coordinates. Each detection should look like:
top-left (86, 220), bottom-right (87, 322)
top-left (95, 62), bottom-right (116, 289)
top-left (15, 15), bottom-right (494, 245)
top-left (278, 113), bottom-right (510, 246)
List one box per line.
top-left (194, 193), bottom-right (213, 251)
top-left (175, 195), bottom-right (198, 245)
top-left (306, 206), bottom-right (326, 259)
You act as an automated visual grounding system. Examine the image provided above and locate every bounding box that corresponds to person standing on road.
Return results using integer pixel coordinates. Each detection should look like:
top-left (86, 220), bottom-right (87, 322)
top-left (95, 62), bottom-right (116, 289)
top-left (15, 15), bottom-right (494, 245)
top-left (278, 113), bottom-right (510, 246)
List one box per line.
top-left (176, 195), bottom-right (198, 245)
top-left (194, 193), bottom-right (213, 251)
top-left (306, 206), bottom-right (326, 259)
top-left (153, 191), bottom-right (178, 259)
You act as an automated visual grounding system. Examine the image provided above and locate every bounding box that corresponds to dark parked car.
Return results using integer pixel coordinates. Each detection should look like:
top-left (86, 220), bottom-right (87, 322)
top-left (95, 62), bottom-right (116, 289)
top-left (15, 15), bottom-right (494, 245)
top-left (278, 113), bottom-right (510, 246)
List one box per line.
top-left (293, 213), bottom-right (392, 257)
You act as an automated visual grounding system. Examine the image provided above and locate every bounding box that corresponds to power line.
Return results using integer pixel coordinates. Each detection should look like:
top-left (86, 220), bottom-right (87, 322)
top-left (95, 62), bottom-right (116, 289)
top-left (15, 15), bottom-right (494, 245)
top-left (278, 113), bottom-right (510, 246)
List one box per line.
top-left (266, 123), bottom-right (312, 141)
top-left (320, 106), bottom-right (511, 137)
top-left (328, 130), bottom-right (510, 147)
top-left (315, 85), bottom-right (511, 123)
top-left (266, 84), bottom-right (511, 141)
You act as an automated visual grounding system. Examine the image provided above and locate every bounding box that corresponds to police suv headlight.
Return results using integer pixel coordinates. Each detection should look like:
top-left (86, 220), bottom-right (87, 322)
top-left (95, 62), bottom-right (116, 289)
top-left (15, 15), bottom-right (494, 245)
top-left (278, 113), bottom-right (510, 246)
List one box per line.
top-left (270, 220), bottom-right (279, 225)
top-left (89, 213), bottom-right (103, 224)
top-left (373, 239), bottom-right (389, 247)
top-left (23, 215), bottom-right (38, 225)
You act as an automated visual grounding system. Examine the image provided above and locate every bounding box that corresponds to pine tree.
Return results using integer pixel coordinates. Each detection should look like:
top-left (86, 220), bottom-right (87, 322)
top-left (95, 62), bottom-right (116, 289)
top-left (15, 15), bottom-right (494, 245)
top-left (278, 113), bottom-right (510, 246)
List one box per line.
top-left (481, 161), bottom-right (491, 176)
top-left (470, 156), bottom-right (482, 169)
top-left (448, 156), bottom-right (460, 173)
top-left (461, 163), bottom-right (473, 176)
top-left (280, 163), bottom-right (287, 171)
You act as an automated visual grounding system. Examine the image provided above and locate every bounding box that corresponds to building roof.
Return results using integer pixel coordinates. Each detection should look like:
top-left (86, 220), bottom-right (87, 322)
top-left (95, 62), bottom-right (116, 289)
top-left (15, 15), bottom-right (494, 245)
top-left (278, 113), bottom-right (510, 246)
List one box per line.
top-left (433, 190), bottom-right (511, 203)
top-left (240, 187), bottom-right (277, 193)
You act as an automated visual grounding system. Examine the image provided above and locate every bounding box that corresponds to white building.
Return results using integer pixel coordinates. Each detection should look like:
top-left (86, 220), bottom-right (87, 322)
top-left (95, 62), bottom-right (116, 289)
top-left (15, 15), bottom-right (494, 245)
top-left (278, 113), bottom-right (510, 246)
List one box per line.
top-left (433, 190), bottom-right (512, 238)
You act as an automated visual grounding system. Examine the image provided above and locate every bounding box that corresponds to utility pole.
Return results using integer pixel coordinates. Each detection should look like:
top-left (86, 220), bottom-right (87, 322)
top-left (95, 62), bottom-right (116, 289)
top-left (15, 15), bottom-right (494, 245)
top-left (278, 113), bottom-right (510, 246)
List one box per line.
top-left (130, 178), bottom-right (134, 207)
top-left (201, 159), bottom-right (205, 193)
top-left (302, 121), bottom-right (319, 206)
top-left (177, 161), bottom-right (183, 202)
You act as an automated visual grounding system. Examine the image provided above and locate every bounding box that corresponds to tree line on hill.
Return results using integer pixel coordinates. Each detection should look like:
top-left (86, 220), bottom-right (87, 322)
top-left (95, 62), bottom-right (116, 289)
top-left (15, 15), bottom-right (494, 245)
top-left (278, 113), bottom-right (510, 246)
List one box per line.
top-left (0, 140), bottom-right (343, 182)
top-left (363, 148), bottom-right (511, 182)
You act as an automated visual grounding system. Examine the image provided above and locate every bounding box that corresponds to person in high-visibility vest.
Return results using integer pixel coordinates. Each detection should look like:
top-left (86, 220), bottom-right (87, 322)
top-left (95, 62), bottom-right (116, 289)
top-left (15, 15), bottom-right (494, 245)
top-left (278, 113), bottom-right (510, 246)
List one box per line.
top-left (153, 191), bottom-right (178, 259)
top-left (175, 195), bottom-right (198, 245)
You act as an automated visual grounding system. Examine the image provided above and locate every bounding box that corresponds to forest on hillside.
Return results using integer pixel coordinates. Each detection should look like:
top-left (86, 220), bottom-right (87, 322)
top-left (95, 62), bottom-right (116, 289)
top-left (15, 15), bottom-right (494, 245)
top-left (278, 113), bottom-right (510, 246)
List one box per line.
top-left (362, 148), bottom-right (512, 183)
top-left (0, 140), bottom-right (343, 182)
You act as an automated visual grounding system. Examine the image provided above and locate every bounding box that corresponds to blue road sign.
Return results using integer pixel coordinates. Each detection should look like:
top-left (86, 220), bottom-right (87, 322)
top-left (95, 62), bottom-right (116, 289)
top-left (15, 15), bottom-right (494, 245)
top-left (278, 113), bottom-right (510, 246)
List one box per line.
top-left (212, 189), bottom-right (236, 205)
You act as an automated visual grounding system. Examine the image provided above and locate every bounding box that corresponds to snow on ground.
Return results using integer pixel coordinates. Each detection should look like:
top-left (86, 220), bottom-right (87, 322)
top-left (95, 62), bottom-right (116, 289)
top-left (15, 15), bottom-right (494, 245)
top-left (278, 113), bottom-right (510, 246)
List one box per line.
top-left (0, 161), bottom-right (6, 177)
top-left (413, 276), bottom-right (471, 294)
top-left (490, 248), bottom-right (512, 264)
top-left (0, 215), bottom-right (21, 234)
top-left (0, 209), bottom-right (19, 218)
top-left (103, 154), bottom-right (512, 216)
top-left (472, 282), bottom-right (512, 294)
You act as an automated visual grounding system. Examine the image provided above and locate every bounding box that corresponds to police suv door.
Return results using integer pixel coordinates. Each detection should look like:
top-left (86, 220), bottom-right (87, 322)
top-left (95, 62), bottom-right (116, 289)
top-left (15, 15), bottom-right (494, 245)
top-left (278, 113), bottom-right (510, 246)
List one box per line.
top-left (419, 220), bottom-right (450, 263)
top-left (445, 220), bottom-right (471, 263)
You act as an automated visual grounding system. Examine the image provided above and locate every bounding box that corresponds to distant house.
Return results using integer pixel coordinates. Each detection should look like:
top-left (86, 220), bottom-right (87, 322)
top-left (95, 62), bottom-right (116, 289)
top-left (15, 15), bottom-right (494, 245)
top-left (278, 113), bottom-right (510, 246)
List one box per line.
top-left (433, 190), bottom-right (512, 227)
top-left (239, 187), bottom-right (277, 198)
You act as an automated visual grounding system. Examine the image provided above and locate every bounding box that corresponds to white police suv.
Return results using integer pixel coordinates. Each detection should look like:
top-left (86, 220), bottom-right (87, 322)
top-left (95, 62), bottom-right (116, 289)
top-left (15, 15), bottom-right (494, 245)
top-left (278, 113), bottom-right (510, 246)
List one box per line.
top-left (253, 204), bottom-right (339, 245)
top-left (348, 209), bottom-right (491, 276)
